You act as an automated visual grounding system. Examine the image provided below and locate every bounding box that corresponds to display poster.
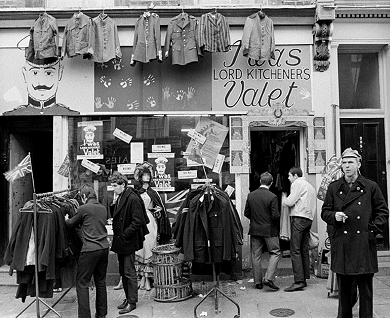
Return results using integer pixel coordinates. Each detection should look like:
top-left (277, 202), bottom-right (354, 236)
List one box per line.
top-left (148, 154), bottom-right (175, 192)
top-left (77, 121), bottom-right (104, 160)
top-left (184, 118), bottom-right (229, 169)
top-left (130, 142), bottom-right (144, 163)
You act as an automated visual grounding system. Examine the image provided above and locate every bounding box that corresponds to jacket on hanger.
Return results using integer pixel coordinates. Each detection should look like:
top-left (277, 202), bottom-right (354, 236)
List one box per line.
top-left (164, 13), bottom-right (201, 65)
top-left (241, 12), bottom-right (275, 62)
top-left (62, 12), bottom-right (94, 59)
top-left (130, 12), bottom-right (162, 65)
top-left (25, 12), bottom-right (59, 61)
top-left (92, 13), bottom-right (122, 63)
top-left (197, 12), bottom-right (231, 53)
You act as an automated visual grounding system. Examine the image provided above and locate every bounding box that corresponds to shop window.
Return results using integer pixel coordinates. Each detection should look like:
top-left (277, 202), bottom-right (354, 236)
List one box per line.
top-left (68, 115), bottom-right (235, 223)
top-left (338, 52), bottom-right (380, 109)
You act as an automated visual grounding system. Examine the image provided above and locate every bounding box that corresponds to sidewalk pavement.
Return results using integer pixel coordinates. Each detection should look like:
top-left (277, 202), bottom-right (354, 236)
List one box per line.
top-left (1, 273), bottom-right (390, 318)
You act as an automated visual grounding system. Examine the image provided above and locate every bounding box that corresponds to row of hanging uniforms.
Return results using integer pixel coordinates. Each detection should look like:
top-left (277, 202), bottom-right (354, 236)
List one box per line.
top-left (3, 196), bottom-right (82, 302)
top-left (25, 11), bottom-right (122, 64)
top-left (173, 185), bottom-right (243, 275)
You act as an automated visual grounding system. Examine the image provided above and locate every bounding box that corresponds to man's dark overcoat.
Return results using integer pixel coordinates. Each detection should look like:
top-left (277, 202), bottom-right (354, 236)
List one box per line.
top-left (321, 175), bottom-right (388, 275)
top-left (244, 187), bottom-right (280, 237)
top-left (110, 188), bottom-right (149, 255)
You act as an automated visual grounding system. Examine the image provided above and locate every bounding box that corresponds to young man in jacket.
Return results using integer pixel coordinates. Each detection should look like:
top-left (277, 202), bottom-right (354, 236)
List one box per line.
top-left (321, 148), bottom-right (388, 318)
top-left (109, 172), bottom-right (149, 315)
top-left (65, 186), bottom-right (109, 318)
top-left (244, 172), bottom-right (281, 290)
top-left (283, 166), bottom-right (316, 292)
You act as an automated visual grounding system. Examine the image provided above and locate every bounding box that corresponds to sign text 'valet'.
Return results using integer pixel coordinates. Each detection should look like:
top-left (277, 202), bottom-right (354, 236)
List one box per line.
top-left (212, 43), bottom-right (312, 114)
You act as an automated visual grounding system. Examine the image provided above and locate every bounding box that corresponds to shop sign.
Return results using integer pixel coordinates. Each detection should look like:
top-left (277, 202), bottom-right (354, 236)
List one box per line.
top-left (178, 170), bottom-right (198, 179)
top-left (148, 154), bottom-right (175, 192)
top-left (81, 159), bottom-right (100, 174)
top-left (77, 121), bottom-right (104, 160)
top-left (117, 163), bottom-right (136, 175)
top-left (152, 144), bottom-right (171, 153)
top-left (212, 43), bottom-right (312, 114)
top-left (113, 128), bottom-right (132, 143)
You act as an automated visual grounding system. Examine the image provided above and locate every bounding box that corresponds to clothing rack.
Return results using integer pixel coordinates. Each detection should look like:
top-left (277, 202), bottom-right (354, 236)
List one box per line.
top-left (16, 188), bottom-right (70, 318)
top-left (193, 183), bottom-right (240, 318)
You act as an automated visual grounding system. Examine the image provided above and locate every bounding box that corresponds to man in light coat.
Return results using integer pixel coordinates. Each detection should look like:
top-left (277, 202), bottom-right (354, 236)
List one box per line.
top-left (283, 166), bottom-right (316, 292)
top-left (321, 148), bottom-right (388, 318)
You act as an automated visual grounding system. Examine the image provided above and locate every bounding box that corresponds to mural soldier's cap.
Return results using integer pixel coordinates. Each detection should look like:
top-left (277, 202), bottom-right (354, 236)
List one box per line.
top-left (342, 147), bottom-right (362, 161)
top-left (26, 56), bottom-right (59, 66)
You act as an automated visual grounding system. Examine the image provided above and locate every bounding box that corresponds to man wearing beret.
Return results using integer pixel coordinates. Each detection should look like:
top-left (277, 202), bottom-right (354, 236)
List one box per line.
top-left (321, 148), bottom-right (389, 318)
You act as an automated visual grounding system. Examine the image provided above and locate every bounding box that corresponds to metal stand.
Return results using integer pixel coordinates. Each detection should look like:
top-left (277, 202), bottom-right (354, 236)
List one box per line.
top-left (194, 262), bottom-right (240, 318)
top-left (16, 189), bottom-right (70, 318)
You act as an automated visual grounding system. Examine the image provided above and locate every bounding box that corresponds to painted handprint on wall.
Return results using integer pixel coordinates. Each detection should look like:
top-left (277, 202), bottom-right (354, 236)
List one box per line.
top-left (106, 97), bottom-right (116, 109)
top-left (162, 86), bottom-right (171, 100)
top-left (112, 59), bottom-right (125, 70)
top-left (176, 90), bottom-right (185, 101)
top-left (186, 87), bottom-right (195, 100)
top-left (146, 96), bottom-right (157, 108)
top-left (300, 88), bottom-right (311, 100)
top-left (120, 78), bottom-right (133, 88)
top-left (143, 74), bottom-right (156, 86)
top-left (95, 97), bottom-right (103, 109)
top-left (127, 100), bottom-right (139, 110)
top-left (100, 76), bottom-right (112, 88)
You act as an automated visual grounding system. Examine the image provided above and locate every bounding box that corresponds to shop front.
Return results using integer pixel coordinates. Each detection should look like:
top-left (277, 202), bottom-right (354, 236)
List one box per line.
top-left (0, 4), bottom-right (332, 276)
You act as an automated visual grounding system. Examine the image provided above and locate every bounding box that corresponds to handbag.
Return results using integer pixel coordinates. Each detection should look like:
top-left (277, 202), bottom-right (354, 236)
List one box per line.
top-left (309, 231), bottom-right (319, 250)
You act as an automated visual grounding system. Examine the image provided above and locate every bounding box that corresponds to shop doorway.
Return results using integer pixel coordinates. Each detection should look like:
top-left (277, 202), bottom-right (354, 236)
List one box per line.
top-left (249, 129), bottom-right (300, 194)
top-left (0, 117), bottom-right (53, 264)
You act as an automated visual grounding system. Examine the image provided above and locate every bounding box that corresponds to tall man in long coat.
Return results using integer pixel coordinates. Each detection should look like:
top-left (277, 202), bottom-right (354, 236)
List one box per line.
top-left (109, 172), bottom-right (149, 315)
top-left (321, 148), bottom-right (389, 318)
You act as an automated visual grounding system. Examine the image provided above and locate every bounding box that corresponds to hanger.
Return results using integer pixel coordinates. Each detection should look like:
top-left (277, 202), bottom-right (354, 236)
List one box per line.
top-left (258, 6), bottom-right (265, 19)
top-left (16, 34), bottom-right (30, 51)
top-left (20, 201), bottom-right (52, 214)
top-left (211, 7), bottom-right (217, 16)
top-left (100, 7), bottom-right (107, 19)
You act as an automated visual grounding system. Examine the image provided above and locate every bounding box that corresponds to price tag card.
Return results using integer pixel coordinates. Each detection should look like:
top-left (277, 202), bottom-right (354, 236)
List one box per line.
top-left (187, 129), bottom-right (206, 145)
top-left (193, 178), bottom-right (212, 183)
top-left (113, 128), bottom-right (132, 144)
top-left (212, 154), bottom-right (225, 173)
top-left (81, 159), bottom-right (100, 174)
top-left (178, 170), bottom-right (198, 179)
top-left (152, 144), bottom-right (171, 153)
top-left (147, 152), bottom-right (175, 158)
top-left (225, 185), bottom-right (235, 197)
top-left (118, 163), bottom-right (136, 175)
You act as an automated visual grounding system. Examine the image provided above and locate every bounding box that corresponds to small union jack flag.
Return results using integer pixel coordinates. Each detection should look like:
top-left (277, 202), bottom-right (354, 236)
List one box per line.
top-left (57, 154), bottom-right (70, 177)
top-left (3, 154), bottom-right (32, 182)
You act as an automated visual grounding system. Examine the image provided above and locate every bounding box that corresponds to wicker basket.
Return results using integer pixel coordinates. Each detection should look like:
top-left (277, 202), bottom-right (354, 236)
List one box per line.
top-left (151, 244), bottom-right (181, 264)
top-left (154, 277), bottom-right (193, 303)
top-left (153, 261), bottom-right (182, 285)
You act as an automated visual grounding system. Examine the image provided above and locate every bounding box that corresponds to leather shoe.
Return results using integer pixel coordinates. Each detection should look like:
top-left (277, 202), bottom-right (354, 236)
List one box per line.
top-left (263, 279), bottom-right (279, 290)
top-left (119, 303), bottom-right (136, 314)
top-left (284, 282), bottom-right (306, 292)
top-left (255, 283), bottom-right (263, 290)
top-left (117, 299), bottom-right (128, 310)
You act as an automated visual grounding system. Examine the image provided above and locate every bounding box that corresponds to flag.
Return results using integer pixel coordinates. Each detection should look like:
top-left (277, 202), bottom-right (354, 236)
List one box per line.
top-left (57, 154), bottom-right (70, 177)
top-left (3, 154), bottom-right (32, 182)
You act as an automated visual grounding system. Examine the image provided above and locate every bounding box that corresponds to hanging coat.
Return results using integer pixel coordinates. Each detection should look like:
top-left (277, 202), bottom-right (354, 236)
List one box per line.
top-left (197, 12), bottom-right (231, 53)
top-left (92, 14), bottom-right (122, 63)
top-left (321, 175), bottom-right (389, 275)
top-left (164, 13), bottom-right (201, 65)
top-left (131, 12), bottom-right (162, 65)
top-left (241, 13), bottom-right (275, 62)
top-left (62, 12), bottom-right (94, 59)
top-left (25, 12), bottom-right (59, 61)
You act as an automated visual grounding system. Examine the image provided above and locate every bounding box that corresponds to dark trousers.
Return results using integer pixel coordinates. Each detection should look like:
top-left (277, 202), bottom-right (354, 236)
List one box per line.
top-left (337, 273), bottom-right (373, 318)
top-left (118, 253), bottom-right (138, 304)
top-left (290, 216), bottom-right (312, 283)
top-left (76, 248), bottom-right (109, 318)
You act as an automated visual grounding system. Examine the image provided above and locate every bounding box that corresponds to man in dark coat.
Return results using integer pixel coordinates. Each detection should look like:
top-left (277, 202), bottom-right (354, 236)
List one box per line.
top-left (244, 172), bottom-right (281, 290)
top-left (321, 148), bottom-right (389, 318)
top-left (109, 172), bottom-right (149, 315)
top-left (65, 186), bottom-right (109, 318)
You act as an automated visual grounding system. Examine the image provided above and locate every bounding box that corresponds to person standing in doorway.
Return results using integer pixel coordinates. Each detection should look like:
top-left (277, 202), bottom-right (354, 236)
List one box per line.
top-left (109, 172), bottom-right (149, 315)
top-left (244, 172), bottom-right (281, 290)
top-left (65, 186), bottom-right (109, 318)
top-left (321, 148), bottom-right (388, 318)
top-left (283, 166), bottom-right (316, 292)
